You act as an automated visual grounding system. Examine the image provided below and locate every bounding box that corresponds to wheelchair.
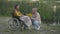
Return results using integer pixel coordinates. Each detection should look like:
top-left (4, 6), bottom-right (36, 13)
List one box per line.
top-left (8, 17), bottom-right (26, 30)
top-left (8, 13), bottom-right (32, 30)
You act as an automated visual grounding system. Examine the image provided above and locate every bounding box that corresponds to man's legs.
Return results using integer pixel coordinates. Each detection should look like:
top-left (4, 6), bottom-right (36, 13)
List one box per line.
top-left (33, 20), bottom-right (40, 30)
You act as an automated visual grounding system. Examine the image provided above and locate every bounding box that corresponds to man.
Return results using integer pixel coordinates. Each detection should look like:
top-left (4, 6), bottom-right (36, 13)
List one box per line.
top-left (31, 8), bottom-right (41, 30)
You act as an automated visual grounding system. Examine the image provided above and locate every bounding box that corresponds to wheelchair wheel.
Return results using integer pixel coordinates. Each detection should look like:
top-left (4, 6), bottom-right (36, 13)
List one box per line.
top-left (8, 18), bottom-right (20, 30)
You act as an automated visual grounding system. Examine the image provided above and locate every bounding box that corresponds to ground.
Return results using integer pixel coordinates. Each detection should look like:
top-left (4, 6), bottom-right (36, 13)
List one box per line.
top-left (0, 17), bottom-right (60, 34)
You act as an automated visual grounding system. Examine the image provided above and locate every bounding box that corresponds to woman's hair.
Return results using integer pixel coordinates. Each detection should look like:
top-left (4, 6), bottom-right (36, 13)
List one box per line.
top-left (14, 4), bottom-right (19, 9)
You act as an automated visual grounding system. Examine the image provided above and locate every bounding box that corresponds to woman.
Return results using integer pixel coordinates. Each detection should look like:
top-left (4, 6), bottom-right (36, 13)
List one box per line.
top-left (12, 4), bottom-right (32, 30)
top-left (31, 8), bottom-right (41, 30)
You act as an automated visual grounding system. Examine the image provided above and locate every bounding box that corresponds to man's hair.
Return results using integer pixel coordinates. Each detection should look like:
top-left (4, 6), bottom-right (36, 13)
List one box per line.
top-left (32, 8), bottom-right (38, 14)
top-left (33, 8), bottom-right (37, 9)
top-left (32, 8), bottom-right (38, 11)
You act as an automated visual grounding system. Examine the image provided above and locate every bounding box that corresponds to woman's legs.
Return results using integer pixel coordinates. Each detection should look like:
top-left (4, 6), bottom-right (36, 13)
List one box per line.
top-left (20, 16), bottom-right (32, 30)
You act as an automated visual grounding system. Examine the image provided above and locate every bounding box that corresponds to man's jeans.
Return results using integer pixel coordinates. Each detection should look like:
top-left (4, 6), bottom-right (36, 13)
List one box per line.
top-left (32, 20), bottom-right (40, 30)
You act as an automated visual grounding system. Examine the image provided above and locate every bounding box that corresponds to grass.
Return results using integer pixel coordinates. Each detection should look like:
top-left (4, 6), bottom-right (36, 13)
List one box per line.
top-left (43, 25), bottom-right (60, 31)
top-left (0, 22), bottom-right (41, 34)
top-left (0, 15), bottom-right (7, 17)
top-left (41, 24), bottom-right (60, 34)
top-left (0, 22), bottom-right (60, 34)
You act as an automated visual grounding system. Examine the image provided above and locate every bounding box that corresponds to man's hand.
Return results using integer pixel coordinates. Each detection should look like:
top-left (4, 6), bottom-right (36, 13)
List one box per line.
top-left (31, 17), bottom-right (35, 20)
